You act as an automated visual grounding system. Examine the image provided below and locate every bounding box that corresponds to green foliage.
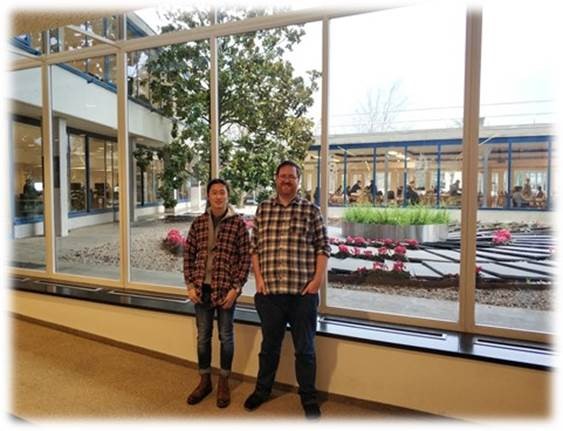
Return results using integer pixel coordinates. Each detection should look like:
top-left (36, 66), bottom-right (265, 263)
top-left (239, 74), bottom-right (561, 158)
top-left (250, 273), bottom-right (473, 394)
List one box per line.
top-left (132, 147), bottom-right (154, 172)
top-left (156, 131), bottom-right (194, 209)
top-left (144, 6), bottom-right (319, 205)
top-left (343, 205), bottom-right (451, 226)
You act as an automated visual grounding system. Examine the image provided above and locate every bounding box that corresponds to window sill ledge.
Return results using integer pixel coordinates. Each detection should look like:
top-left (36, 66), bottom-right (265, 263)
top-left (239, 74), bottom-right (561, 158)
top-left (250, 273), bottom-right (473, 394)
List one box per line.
top-left (10, 276), bottom-right (553, 371)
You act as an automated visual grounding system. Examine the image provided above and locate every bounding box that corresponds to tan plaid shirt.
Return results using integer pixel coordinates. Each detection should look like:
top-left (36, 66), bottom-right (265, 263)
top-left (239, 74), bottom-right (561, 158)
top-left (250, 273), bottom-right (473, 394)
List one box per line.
top-left (250, 195), bottom-right (330, 295)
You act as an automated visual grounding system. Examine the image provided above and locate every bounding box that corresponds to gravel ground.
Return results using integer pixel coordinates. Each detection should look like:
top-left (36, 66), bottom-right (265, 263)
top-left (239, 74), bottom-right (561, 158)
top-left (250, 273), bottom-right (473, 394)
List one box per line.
top-left (58, 220), bottom-right (553, 311)
top-left (328, 281), bottom-right (553, 311)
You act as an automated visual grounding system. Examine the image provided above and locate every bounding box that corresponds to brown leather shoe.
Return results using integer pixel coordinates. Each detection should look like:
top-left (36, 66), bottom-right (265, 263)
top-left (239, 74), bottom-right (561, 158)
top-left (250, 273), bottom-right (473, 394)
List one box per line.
top-left (187, 374), bottom-right (212, 405)
top-left (216, 375), bottom-right (230, 408)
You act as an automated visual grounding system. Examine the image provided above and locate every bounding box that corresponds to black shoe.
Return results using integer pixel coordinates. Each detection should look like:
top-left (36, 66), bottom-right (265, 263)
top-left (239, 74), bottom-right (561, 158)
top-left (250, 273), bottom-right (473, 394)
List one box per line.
top-left (244, 392), bottom-right (266, 411)
top-left (303, 402), bottom-right (321, 420)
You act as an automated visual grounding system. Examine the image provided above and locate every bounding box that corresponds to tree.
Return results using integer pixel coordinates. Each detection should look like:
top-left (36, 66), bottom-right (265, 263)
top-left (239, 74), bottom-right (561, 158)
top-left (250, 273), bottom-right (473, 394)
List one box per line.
top-left (355, 82), bottom-right (407, 133)
top-left (144, 6), bottom-right (320, 206)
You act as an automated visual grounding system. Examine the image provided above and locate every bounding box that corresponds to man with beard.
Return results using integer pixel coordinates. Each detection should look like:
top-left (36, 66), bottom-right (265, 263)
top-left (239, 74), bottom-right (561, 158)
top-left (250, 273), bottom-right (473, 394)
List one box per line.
top-left (244, 160), bottom-right (330, 420)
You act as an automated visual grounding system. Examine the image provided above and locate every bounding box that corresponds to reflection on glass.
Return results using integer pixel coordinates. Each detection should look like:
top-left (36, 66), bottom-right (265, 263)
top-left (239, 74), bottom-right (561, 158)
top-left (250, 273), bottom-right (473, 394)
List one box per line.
top-left (474, 3), bottom-right (555, 334)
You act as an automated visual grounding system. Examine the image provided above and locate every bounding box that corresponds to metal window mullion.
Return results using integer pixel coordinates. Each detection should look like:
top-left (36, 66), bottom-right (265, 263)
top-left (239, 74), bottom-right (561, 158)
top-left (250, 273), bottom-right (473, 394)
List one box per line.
top-left (507, 140), bottom-right (513, 208)
top-left (546, 139), bottom-right (551, 209)
top-left (319, 16), bottom-right (330, 315)
top-left (117, 50), bottom-right (130, 288)
top-left (372, 147), bottom-right (376, 203)
top-left (120, 6), bottom-right (387, 54)
top-left (41, 62), bottom-right (55, 276)
top-left (458, 8), bottom-right (482, 333)
top-left (436, 143), bottom-right (441, 207)
top-left (210, 9), bottom-right (219, 178)
top-left (402, 143), bottom-right (407, 207)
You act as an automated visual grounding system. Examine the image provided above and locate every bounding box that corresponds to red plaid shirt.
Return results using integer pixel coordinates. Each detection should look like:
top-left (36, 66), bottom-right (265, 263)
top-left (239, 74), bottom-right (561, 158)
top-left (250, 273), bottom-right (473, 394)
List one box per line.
top-left (184, 210), bottom-right (250, 306)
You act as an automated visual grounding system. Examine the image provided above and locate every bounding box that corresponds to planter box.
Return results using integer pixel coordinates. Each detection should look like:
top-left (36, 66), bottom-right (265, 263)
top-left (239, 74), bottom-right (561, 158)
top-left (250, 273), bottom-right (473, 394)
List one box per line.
top-left (342, 222), bottom-right (448, 243)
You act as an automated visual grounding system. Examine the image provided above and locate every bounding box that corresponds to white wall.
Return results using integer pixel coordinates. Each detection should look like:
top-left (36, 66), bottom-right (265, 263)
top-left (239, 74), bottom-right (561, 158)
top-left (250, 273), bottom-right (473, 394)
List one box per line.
top-left (10, 66), bottom-right (173, 142)
top-left (11, 291), bottom-right (551, 420)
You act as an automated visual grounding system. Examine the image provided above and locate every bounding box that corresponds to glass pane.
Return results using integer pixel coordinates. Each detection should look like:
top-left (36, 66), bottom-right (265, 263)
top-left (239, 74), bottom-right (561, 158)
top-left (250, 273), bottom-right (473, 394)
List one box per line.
top-left (325, 3), bottom-right (465, 321)
top-left (128, 39), bottom-right (210, 288)
top-left (218, 21), bottom-right (322, 298)
top-left (9, 95), bottom-right (46, 270)
top-left (52, 56), bottom-right (120, 279)
top-left (475, 3), bottom-right (555, 333)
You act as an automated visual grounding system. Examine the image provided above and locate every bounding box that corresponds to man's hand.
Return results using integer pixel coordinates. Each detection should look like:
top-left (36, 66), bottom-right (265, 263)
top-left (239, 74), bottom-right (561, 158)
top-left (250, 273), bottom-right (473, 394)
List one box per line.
top-left (187, 288), bottom-right (201, 304)
top-left (219, 289), bottom-right (238, 309)
top-left (255, 275), bottom-right (269, 295)
top-left (301, 278), bottom-right (321, 295)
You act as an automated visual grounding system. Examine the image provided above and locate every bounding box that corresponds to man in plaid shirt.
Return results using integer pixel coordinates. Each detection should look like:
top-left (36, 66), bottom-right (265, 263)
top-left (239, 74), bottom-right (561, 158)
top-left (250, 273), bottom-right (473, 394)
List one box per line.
top-left (244, 160), bottom-right (330, 420)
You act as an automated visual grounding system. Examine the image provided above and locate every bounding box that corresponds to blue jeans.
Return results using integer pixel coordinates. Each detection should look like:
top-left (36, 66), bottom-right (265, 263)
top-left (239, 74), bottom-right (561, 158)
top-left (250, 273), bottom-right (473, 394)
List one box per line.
top-left (194, 284), bottom-right (235, 376)
top-left (254, 293), bottom-right (319, 405)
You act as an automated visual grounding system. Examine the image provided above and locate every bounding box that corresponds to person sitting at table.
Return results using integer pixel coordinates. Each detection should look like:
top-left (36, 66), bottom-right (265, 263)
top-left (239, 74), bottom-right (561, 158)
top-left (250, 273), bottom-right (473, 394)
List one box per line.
top-left (534, 186), bottom-right (546, 208)
top-left (375, 190), bottom-right (384, 205)
top-left (349, 180), bottom-right (362, 194)
top-left (512, 185), bottom-right (529, 208)
top-left (449, 179), bottom-right (462, 196)
top-left (405, 181), bottom-right (419, 205)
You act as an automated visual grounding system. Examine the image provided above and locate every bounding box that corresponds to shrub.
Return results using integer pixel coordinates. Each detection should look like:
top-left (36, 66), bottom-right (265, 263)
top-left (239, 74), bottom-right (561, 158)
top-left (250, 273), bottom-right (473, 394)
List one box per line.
top-left (162, 228), bottom-right (185, 256)
top-left (343, 205), bottom-right (450, 225)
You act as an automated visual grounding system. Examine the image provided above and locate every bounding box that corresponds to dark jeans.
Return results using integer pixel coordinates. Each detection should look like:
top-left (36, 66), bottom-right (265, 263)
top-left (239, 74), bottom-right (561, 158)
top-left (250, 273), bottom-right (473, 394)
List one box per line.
top-left (194, 284), bottom-right (235, 376)
top-left (254, 292), bottom-right (319, 405)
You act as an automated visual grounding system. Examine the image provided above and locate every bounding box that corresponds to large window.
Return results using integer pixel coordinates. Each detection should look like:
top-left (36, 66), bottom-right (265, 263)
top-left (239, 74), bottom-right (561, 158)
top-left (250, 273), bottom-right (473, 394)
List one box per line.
top-left (10, 116), bottom-right (45, 270)
top-left (8, 5), bottom-right (556, 342)
top-left (128, 40), bottom-right (209, 289)
top-left (475, 2), bottom-right (555, 333)
top-left (325, 3), bottom-right (465, 323)
top-left (52, 56), bottom-right (120, 280)
top-left (218, 20), bottom-right (322, 299)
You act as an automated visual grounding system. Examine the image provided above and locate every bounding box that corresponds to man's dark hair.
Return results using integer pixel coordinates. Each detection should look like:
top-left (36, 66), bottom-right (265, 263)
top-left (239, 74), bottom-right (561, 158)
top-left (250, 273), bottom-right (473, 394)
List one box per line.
top-left (275, 160), bottom-right (302, 178)
top-left (206, 178), bottom-right (230, 195)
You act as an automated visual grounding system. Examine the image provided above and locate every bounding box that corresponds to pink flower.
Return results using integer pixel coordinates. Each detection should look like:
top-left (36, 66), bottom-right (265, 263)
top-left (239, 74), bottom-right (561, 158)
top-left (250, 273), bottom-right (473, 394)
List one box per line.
top-left (164, 229), bottom-right (185, 253)
top-left (492, 228), bottom-right (512, 245)
top-left (383, 238), bottom-right (395, 247)
top-left (338, 244), bottom-right (350, 254)
top-left (394, 245), bottom-right (407, 255)
top-left (373, 262), bottom-right (387, 271)
top-left (353, 236), bottom-right (367, 246)
top-left (353, 247), bottom-right (361, 256)
top-left (404, 239), bottom-right (419, 248)
top-left (378, 247), bottom-right (388, 257)
top-left (393, 261), bottom-right (405, 272)
top-left (166, 229), bottom-right (184, 247)
top-left (362, 250), bottom-right (374, 258)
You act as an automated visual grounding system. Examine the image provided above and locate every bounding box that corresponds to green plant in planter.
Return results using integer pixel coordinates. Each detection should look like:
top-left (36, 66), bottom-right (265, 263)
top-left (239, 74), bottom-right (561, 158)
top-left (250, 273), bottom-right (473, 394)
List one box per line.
top-left (344, 205), bottom-right (450, 225)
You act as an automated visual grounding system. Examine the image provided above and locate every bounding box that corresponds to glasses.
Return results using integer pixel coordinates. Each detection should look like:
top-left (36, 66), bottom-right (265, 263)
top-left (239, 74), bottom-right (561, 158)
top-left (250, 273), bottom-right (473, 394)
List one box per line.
top-left (277, 175), bottom-right (298, 181)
